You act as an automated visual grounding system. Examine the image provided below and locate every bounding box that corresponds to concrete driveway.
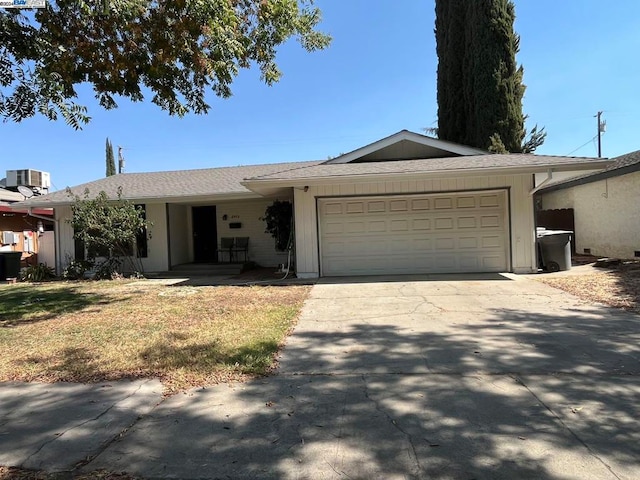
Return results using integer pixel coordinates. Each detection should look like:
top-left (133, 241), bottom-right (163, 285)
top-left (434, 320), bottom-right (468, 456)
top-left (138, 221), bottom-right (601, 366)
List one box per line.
top-left (3, 274), bottom-right (639, 479)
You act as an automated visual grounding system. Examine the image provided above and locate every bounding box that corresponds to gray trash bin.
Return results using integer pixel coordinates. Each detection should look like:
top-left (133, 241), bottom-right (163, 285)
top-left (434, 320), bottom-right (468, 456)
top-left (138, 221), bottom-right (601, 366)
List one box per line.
top-left (0, 251), bottom-right (22, 280)
top-left (536, 229), bottom-right (572, 272)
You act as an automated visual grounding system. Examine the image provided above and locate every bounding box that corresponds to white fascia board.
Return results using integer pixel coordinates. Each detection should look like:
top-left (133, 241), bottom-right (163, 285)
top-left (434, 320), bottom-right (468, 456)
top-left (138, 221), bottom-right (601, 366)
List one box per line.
top-left (243, 160), bottom-right (614, 192)
top-left (325, 130), bottom-right (487, 164)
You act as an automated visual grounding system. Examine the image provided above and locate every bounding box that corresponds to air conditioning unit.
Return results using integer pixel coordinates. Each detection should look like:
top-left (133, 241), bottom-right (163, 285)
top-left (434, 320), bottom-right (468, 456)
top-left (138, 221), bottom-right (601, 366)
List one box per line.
top-left (2, 231), bottom-right (17, 245)
top-left (6, 169), bottom-right (51, 190)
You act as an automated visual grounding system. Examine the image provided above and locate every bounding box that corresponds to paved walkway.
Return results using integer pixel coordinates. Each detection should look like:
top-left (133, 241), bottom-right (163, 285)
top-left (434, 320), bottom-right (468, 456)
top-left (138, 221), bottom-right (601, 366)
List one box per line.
top-left (1, 274), bottom-right (639, 479)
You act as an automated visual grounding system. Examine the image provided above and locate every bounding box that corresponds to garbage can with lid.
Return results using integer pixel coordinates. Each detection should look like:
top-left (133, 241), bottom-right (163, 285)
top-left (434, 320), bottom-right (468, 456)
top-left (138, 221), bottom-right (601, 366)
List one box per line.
top-left (0, 251), bottom-right (23, 280)
top-left (536, 229), bottom-right (573, 272)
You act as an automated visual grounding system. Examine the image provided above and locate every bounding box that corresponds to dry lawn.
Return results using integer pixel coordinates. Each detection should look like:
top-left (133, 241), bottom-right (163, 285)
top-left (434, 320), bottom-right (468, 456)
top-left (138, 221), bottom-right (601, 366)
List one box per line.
top-left (0, 466), bottom-right (141, 480)
top-left (0, 280), bottom-right (310, 396)
top-left (539, 262), bottom-right (640, 313)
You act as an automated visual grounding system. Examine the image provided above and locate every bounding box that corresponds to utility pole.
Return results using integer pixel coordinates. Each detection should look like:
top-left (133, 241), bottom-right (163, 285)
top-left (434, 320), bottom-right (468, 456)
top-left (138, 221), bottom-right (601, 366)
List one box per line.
top-left (118, 146), bottom-right (125, 174)
top-left (595, 111), bottom-right (606, 158)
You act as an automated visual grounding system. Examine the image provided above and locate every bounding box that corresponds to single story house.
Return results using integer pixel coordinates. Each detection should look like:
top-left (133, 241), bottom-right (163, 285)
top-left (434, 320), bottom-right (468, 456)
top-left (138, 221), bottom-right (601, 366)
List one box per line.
top-left (538, 150), bottom-right (640, 259)
top-left (15, 131), bottom-right (611, 277)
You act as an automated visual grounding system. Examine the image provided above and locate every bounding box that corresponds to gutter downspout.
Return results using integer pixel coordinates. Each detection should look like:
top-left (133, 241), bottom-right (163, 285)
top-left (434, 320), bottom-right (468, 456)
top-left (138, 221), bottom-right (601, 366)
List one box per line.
top-left (529, 169), bottom-right (553, 196)
top-left (28, 208), bottom-right (60, 275)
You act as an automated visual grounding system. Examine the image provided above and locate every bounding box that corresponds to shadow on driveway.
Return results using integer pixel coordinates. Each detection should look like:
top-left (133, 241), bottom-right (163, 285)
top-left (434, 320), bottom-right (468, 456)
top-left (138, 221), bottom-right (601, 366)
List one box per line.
top-left (83, 278), bottom-right (640, 479)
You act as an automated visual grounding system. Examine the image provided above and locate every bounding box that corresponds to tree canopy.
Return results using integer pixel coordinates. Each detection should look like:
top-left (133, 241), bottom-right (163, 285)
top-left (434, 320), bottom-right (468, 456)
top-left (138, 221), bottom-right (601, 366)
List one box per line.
top-left (1, 0), bottom-right (330, 129)
top-left (68, 187), bottom-right (150, 276)
top-left (105, 137), bottom-right (116, 176)
top-left (435, 0), bottom-right (545, 153)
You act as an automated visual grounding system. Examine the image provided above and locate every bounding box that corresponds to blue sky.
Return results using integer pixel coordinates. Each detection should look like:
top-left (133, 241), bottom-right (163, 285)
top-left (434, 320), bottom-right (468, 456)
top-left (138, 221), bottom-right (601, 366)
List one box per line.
top-left (1, 0), bottom-right (639, 190)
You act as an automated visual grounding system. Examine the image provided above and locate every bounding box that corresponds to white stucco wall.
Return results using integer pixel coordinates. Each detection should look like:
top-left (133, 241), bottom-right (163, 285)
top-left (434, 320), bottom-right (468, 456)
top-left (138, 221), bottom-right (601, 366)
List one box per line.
top-left (294, 174), bottom-right (536, 278)
top-left (139, 203), bottom-right (169, 272)
top-left (215, 198), bottom-right (291, 267)
top-left (56, 198), bottom-right (293, 273)
top-left (542, 171), bottom-right (640, 258)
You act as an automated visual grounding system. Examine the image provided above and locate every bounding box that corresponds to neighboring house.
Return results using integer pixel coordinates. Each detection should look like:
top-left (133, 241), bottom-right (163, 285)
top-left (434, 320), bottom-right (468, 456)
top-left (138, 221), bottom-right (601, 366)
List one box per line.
top-left (538, 150), bottom-right (640, 259)
top-left (15, 130), bottom-right (611, 277)
top-left (1, 186), bottom-right (55, 267)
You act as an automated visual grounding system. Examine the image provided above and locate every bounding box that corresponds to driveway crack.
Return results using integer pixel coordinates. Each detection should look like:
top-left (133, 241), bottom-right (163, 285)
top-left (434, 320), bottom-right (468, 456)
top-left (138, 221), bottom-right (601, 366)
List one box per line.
top-left (23, 380), bottom-right (160, 471)
top-left (361, 374), bottom-right (423, 479)
top-left (515, 375), bottom-right (623, 480)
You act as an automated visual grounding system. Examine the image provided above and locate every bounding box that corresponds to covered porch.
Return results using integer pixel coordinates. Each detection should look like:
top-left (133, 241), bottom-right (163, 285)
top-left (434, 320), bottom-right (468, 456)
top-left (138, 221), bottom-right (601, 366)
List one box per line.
top-left (165, 196), bottom-right (292, 272)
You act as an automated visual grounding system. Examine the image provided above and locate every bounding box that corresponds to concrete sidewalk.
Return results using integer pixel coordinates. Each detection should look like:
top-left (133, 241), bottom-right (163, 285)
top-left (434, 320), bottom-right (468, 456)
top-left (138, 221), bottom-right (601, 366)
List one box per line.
top-left (1, 274), bottom-right (639, 479)
top-left (0, 379), bottom-right (162, 471)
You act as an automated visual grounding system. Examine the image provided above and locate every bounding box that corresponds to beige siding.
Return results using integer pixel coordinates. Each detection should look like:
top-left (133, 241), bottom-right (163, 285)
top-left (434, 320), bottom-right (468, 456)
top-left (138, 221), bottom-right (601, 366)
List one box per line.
top-left (140, 203), bottom-right (169, 272)
top-left (294, 174), bottom-right (536, 278)
top-left (216, 198), bottom-right (291, 267)
top-left (56, 205), bottom-right (75, 273)
top-left (542, 172), bottom-right (640, 258)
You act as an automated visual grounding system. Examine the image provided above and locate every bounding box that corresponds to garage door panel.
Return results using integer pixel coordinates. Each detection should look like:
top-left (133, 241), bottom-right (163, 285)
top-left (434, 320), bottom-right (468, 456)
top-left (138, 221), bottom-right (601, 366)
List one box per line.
top-left (482, 235), bottom-right (504, 248)
top-left (319, 191), bottom-right (509, 276)
top-left (458, 216), bottom-right (478, 229)
top-left (435, 217), bottom-right (454, 229)
top-left (480, 195), bottom-right (500, 207)
top-left (368, 201), bottom-right (386, 213)
top-left (368, 220), bottom-right (387, 232)
top-left (459, 237), bottom-right (479, 249)
top-left (412, 218), bottom-right (431, 230)
top-left (480, 215), bottom-right (500, 228)
top-left (483, 255), bottom-right (508, 269)
top-left (324, 221), bottom-right (344, 234)
top-left (390, 219), bottom-right (410, 231)
top-left (411, 199), bottom-right (430, 210)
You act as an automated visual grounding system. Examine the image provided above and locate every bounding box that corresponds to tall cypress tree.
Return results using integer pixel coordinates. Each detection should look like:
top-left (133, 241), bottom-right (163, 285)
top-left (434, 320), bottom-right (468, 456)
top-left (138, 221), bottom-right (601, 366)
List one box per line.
top-left (435, 0), bottom-right (544, 153)
top-left (105, 138), bottom-right (116, 176)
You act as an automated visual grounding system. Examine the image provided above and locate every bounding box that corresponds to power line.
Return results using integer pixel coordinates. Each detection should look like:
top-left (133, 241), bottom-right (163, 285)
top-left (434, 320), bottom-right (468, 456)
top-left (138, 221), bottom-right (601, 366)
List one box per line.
top-left (565, 135), bottom-right (598, 156)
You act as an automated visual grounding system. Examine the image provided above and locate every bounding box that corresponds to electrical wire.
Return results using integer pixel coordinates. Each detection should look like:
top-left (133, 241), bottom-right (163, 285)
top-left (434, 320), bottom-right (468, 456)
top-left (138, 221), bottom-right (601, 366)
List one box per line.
top-left (565, 135), bottom-right (598, 156)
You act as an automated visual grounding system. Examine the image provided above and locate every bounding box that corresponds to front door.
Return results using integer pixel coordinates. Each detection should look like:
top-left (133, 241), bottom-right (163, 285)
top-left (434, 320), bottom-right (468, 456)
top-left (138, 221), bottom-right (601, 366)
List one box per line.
top-left (192, 206), bottom-right (217, 263)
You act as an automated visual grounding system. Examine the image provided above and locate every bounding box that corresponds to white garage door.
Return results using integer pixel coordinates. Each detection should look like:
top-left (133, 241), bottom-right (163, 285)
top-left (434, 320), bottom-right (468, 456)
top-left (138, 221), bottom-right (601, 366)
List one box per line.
top-left (319, 191), bottom-right (509, 276)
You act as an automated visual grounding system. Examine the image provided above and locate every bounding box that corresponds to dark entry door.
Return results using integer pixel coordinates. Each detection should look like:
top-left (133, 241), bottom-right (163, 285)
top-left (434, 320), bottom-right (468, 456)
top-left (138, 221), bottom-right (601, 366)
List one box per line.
top-left (192, 206), bottom-right (217, 263)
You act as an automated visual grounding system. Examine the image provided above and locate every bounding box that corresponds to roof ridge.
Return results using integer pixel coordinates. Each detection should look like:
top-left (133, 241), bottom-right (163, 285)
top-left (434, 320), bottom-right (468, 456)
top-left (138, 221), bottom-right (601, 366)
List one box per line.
top-left (109, 160), bottom-right (320, 177)
top-left (247, 161), bottom-right (324, 180)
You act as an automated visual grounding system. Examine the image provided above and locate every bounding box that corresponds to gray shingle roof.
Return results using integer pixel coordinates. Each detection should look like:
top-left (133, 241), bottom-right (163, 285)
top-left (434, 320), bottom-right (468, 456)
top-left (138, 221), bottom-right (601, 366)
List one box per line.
top-left (14, 151), bottom-right (614, 209)
top-left (538, 150), bottom-right (640, 193)
top-left (17, 161), bottom-right (321, 207)
top-left (248, 154), bottom-right (610, 181)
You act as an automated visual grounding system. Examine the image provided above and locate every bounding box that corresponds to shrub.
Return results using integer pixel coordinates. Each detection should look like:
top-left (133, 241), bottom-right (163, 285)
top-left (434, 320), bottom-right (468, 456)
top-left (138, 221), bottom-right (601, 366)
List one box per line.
top-left (20, 263), bottom-right (56, 282)
top-left (63, 259), bottom-right (94, 280)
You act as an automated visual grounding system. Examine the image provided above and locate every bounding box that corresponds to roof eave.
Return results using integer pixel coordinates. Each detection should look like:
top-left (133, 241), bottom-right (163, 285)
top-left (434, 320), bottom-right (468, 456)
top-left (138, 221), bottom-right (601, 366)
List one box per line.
top-left (12, 191), bottom-right (263, 208)
top-left (242, 160), bottom-right (614, 192)
top-left (538, 162), bottom-right (640, 194)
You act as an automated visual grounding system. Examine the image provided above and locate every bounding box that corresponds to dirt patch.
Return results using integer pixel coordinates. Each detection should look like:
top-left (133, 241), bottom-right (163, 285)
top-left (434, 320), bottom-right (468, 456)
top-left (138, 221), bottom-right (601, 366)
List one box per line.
top-left (0, 466), bottom-right (142, 479)
top-left (539, 260), bottom-right (640, 313)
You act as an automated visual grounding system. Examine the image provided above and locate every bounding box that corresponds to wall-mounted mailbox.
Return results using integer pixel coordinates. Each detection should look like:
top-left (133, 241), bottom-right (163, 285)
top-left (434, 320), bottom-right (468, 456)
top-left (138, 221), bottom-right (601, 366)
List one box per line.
top-left (229, 222), bottom-right (242, 229)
